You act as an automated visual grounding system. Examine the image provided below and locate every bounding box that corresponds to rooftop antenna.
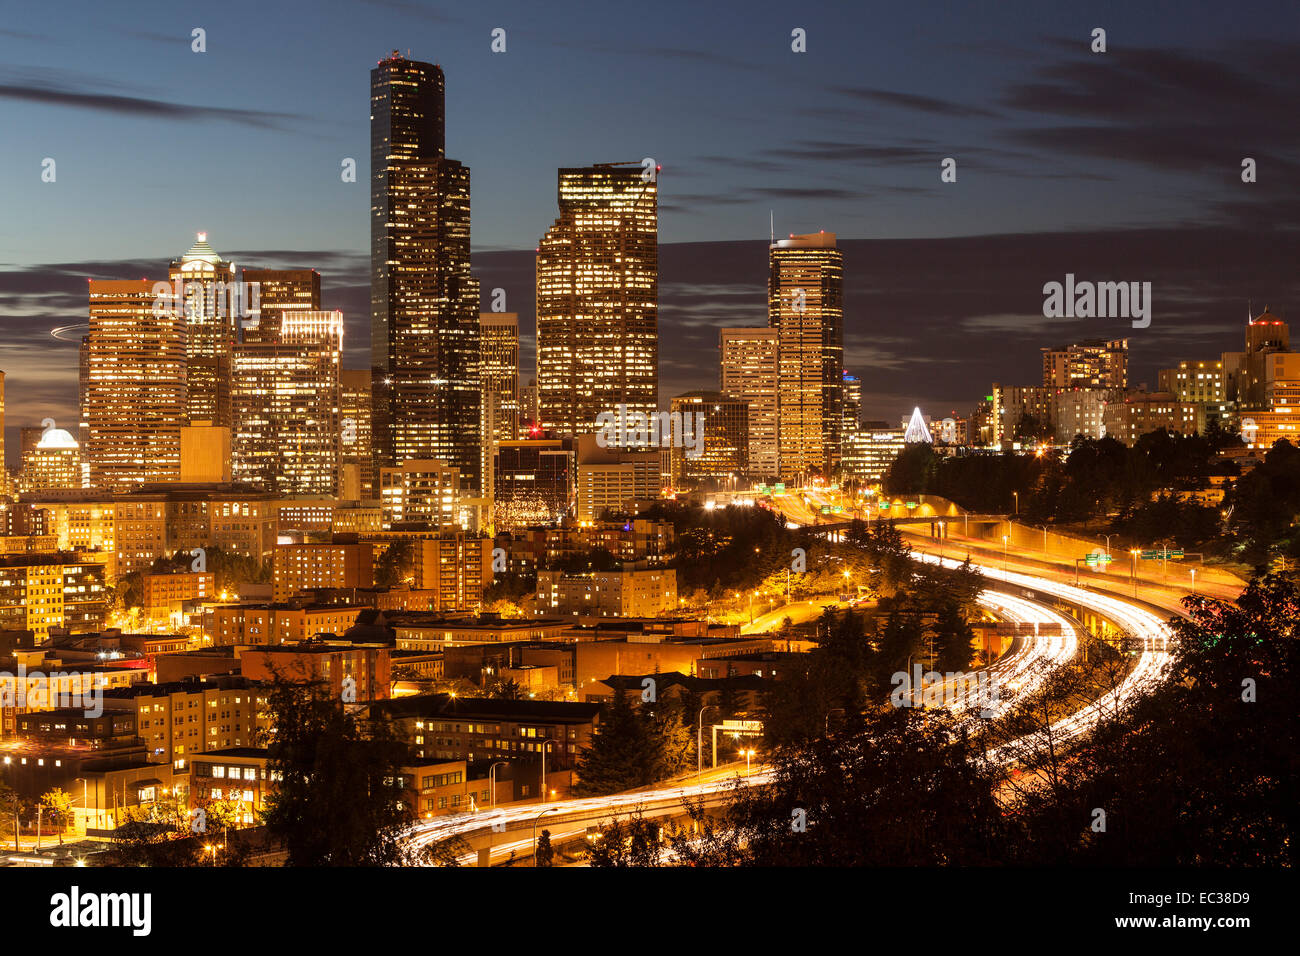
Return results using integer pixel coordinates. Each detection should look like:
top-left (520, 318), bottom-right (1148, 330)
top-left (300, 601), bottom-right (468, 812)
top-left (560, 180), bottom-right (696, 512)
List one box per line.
top-left (1249, 298), bottom-right (1253, 323)
top-left (769, 210), bottom-right (774, 244)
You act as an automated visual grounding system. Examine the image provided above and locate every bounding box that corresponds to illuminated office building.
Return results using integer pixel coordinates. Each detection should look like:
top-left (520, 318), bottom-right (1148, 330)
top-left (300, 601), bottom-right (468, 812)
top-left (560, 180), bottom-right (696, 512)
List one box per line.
top-left (768, 232), bottom-right (843, 481)
top-left (719, 328), bottom-right (779, 480)
top-left (340, 368), bottom-right (375, 499)
top-left (668, 391), bottom-right (748, 488)
top-left (480, 312), bottom-right (520, 517)
top-left (537, 164), bottom-right (658, 438)
top-left (0, 370), bottom-right (5, 493)
top-left (370, 51), bottom-right (481, 487)
top-left (232, 311), bottom-right (343, 495)
top-left (86, 279), bottom-right (187, 490)
top-left (22, 425), bottom-right (80, 492)
top-left (241, 269), bottom-right (320, 343)
top-left (493, 438), bottom-right (575, 530)
top-left (170, 234), bottom-right (239, 428)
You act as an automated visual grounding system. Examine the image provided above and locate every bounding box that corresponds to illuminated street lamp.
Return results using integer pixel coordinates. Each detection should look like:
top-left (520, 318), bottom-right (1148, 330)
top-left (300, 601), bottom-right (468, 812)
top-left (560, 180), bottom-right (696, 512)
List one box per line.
top-left (533, 807), bottom-right (559, 866)
top-left (1190, 567), bottom-right (1196, 596)
top-left (1130, 549), bottom-right (1140, 598)
top-left (488, 761), bottom-right (507, 809)
top-left (740, 747), bottom-right (757, 777)
top-left (1002, 534), bottom-right (1009, 571)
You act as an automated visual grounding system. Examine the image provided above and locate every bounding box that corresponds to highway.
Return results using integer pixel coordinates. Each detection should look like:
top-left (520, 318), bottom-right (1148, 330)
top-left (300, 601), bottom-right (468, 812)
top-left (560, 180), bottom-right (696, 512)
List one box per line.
top-left (404, 488), bottom-right (1177, 865)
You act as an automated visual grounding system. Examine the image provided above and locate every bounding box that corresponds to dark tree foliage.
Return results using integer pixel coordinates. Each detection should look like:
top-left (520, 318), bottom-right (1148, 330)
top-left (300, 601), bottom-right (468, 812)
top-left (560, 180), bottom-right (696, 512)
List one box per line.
top-left (260, 681), bottom-right (415, 866)
top-left (374, 538), bottom-right (418, 587)
top-left (573, 688), bottom-right (674, 796)
top-left (671, 708), bottom-right (1009, 866)
top-left (535, 829), bottom-right (555, 867)
top-left (585, 811), bottom-right (663, 867)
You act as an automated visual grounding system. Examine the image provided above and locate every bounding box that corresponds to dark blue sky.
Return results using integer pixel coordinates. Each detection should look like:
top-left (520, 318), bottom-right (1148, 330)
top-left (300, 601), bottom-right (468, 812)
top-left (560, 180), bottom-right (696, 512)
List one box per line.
top-left (2, 0), bottom-right (1299, 462)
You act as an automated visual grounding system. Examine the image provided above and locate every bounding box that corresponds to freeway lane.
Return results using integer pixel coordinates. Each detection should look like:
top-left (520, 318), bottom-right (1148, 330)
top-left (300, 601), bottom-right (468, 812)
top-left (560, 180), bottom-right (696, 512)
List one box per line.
top-left (404, 499), bottom-right (1176, 865)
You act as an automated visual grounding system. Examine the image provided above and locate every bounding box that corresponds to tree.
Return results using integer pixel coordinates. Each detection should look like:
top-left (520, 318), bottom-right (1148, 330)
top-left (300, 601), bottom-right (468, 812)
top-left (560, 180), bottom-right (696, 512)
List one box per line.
top-left (487, 678), bottom-right (524, 700)
top-left (929, 600), bottom-right (976, 672)
top-left (261, 680), bottom-right (413, 865)
top-left (374, 539), bottom-right (416, 587)
top-left (39, 789), bottom-right (74, 841)
top-left (573, 689), bottom-right (665, 796)
top-left (0, 785), bottom-right (20, 852)
top-left (535, 829), bottom-right (554, 867)
top-left (585, 811), bottom-right (663, 867)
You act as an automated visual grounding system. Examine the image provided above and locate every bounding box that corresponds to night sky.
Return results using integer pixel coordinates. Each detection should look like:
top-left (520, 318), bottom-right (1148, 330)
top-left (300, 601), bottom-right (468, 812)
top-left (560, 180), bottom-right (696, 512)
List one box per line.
top-left (2, 0), bottom-right (1298, 465)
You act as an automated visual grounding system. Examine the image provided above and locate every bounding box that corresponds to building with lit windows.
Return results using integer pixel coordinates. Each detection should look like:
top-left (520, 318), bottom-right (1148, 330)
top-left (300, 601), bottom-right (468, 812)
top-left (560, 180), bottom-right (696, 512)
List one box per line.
top-left (840, 422), bottom-right (906, 482)
top-left (668, 391), bottom-right (748, 488)
top-left (232, 310), bottom-right (343, 495)
top-left (1041, 338), bottom-right (1128, 390)
top-left (240, 640), bottom-right (391, 702)
top-left (339, 368), bottom-right (375, 499)
top-left (380, 459), bottom-right (472, 531)
top-left (493, 438), bottom-right (575, 529)
top-left (206, 602), bottom-right (366, 647)
top-left (0, 552), bottom-right (108, 636)
top-left (990, 384), bottom-right (1054, 445)
top-left (412, 534), bottom-right (492, 611)
top-left (272, 540), bottom-right (375, 602)
top-left (1157, 359), bottom-right (1227, 433)
top-left (537, 164), bottom-right (658, 438)
top-left (86, 279), bottom-right (187, 490)
top-left (240, 269), bottom-right (320, 344)
top-left (22, 426), bottom-right (80, 492)
top-left (574, 435), bottom-right (661, 522)
top-left (170, 234), bottom-right (240, 428)
top-left (719, 328), bottom-right (779, 480)
top-left (535, 566), bottom-right (677, 618)
top-left (370, 52), bottom-right (481, 488)
top-left (100, 676), bottom-right (266, 771)
top-left (1102, 392), bottom-right (1199, 445)
top-left (769, 232), bottom-right (843, 482)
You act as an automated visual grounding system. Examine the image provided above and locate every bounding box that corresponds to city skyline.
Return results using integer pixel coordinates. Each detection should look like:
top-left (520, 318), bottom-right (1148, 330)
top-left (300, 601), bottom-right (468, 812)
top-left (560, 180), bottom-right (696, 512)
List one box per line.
top-left (4, 0), bottom-right (1299, 457)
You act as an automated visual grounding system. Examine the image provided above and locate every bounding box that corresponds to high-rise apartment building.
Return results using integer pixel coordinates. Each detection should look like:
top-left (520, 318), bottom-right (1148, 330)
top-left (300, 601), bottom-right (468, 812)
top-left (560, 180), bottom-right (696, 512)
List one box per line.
top-left (241, 269), bottom-right (321, 344)
top-left (768, 232), bottom-right (843, 481)
top-left (232, 310), bottom-right (343, 495)
top-left (170, 234), bottom-right (238, 428)
top-left (22, 425), bottom-right (80, 492)
top-left (537, 164), bottom-right (658, 438)
top-left (1041, 339), bottom-right (1128, 390)
top-left (493, 438), bottom-right (575, 530)
top-left (719, 328), bottom-right (779, 479)
top-left (86, 279), bottom-right (187, 490)
top-left (370, 51), bottom-right (481, 487)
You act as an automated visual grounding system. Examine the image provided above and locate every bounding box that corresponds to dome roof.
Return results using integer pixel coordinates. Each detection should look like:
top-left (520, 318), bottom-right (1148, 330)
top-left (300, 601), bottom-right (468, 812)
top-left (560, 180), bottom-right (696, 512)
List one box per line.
top-left (36, 427), bottom-right (79, 450)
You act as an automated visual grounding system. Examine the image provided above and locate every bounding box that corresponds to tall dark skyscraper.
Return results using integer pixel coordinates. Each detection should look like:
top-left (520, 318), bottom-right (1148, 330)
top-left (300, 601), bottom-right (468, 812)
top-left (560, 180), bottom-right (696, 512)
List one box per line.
top-left (370, 51), bottom-right (481, 487)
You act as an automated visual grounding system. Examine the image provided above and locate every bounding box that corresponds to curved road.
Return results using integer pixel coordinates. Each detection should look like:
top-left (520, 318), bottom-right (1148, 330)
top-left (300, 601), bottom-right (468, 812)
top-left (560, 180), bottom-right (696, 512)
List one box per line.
top-left (405, 499), bottom-right (1175, 865)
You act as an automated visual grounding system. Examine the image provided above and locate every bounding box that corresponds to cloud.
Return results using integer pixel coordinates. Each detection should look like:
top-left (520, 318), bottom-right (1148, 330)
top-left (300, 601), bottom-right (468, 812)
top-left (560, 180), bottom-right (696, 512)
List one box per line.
top-left (0, 71), bottom-right (304, 129)
top-left (831, 85), bottom-right (1000, 118)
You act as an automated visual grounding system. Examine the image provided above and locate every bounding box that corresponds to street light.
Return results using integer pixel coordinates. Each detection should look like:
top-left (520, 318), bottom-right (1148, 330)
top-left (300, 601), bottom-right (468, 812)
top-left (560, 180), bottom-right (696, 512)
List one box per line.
top-left (1012, 491), bottom-right (1019, 516)
top-left (539, 738), bottom-right (556, 802)
top-left (533, 807), bottom-right (559, 866)
top-left (697, 705), bottom-right (718, 781)
top-left (488, 761), bottom-right (507, 809)
top-left (1130, 549), bottom-right (1140, 598)
top-left (741, 748), bottom-right (756, 778)
top-left (1034, 523), bottom-right (1049, 551)
top-left (1002, 534), bottom-right (1009, 571)
top-left (1190, 567), bottom-right (1196, 596)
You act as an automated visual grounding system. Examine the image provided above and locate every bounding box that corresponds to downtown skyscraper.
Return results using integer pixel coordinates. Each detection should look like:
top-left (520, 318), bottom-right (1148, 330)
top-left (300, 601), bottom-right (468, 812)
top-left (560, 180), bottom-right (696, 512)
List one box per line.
top-left (769, 232), bottom-right (843, 482)
top-left (370, 51), bottom-right (481, 488)
top-left (536, 164), bottom-right (658, 439)
top-left (85, 279), bottom-right (187, 490)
